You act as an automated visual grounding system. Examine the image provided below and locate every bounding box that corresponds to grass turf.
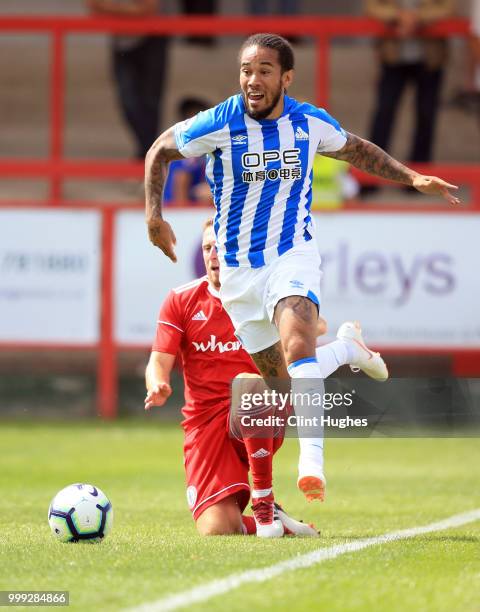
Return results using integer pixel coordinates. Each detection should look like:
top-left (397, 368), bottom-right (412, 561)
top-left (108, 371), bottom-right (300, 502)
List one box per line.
top-left (0, 422), bottom-right (479, 611)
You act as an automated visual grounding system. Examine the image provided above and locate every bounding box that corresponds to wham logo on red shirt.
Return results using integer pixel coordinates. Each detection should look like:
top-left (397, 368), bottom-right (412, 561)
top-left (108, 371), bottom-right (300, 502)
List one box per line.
top-left (192, 335), bottom-right (242, 353)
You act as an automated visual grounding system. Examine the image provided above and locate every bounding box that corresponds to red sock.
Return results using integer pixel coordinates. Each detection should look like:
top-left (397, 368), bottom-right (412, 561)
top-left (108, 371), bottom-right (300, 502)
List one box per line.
top-left (243, 437), bottom-right (274, 492)
top-left (241, 515), bottom-right (256, 535)
top-left (238, 403), bottom-right (275, 492)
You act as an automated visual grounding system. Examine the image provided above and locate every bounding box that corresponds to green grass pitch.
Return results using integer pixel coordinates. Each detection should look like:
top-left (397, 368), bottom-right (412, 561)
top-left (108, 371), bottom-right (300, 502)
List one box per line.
top-left (0, 422), bottom-right (479, 611)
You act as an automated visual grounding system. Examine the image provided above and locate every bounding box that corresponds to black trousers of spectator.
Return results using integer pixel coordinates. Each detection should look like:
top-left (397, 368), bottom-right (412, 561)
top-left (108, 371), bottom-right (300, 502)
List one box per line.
top-left (182, 0), bottom-right (217, 45)
top-left (182, 0), bottom-right (216, 14)
top-left (112, 36), bottom-right (169, 159)
top-left (369, 62), bottom-right (444, 162)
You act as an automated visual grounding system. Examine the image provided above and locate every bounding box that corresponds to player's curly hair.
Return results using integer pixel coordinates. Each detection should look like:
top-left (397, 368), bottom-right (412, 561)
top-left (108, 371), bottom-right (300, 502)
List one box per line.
top-left (239, 33), bottom-right (294, 73)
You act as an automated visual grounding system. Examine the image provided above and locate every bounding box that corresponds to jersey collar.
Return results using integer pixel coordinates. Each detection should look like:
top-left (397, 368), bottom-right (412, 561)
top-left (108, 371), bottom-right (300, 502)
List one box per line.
top-left (206, 280), bottom-right (221, 299)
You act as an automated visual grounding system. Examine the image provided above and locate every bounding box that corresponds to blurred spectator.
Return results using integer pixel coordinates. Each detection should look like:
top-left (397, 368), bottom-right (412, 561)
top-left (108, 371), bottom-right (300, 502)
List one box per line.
top-left (450, 0), bottom-right (480, 114)
top-left (164, 97), bottom-right (213, 207)
top-left (467, 0), bottom-right (480, 96)
top-left (311, 157), bottom-right (359, 210)
top-left (87, 0), bottom-right (168, 159)
top-left (247, 0), bottom-right (298, 16)
top-left (182, 0), bottom-right (217, 47)
top-left (362, 0), bottom-right (454, 196)
top-left (247, 0), bottom-right (300, 44)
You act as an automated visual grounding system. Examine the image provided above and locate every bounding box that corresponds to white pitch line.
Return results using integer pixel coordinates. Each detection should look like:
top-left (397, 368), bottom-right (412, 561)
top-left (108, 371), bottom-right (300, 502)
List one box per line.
top-left (128, 508), bottom-right (480, 612)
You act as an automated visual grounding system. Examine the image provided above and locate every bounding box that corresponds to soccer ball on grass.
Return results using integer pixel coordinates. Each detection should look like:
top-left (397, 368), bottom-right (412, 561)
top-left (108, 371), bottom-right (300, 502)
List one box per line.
top-left (48, 483), bottom-right (113, 543)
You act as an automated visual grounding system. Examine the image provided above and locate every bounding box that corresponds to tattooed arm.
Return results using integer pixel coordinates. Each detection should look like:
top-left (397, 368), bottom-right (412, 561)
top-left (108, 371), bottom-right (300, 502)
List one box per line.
top-left (145, 127), bottom-right (185, 261)
top-left (323, 132), bottom-right (460, 205)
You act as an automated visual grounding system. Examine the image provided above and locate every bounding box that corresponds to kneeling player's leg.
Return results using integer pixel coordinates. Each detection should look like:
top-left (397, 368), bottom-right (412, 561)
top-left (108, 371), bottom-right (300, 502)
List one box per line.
top-left (195, 496), bottom-right (244, 536)
top-left (184, 410), bottom-right (251, 534)
top-left (231, 373), bottom-right (277, 496)
top-left (230, 373), bottom-right (284, 538)
top-left (195, 493), bottom-right (259, 537)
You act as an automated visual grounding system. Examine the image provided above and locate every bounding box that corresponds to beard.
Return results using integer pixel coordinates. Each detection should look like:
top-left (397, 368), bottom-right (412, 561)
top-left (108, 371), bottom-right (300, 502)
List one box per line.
top-left (244, 84), bottom-right (283, 120)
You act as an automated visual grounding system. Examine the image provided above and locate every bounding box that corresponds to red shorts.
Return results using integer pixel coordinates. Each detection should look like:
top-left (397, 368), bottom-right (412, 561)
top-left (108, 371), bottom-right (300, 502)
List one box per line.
top-left (183, 406), bottom-right (284, 521)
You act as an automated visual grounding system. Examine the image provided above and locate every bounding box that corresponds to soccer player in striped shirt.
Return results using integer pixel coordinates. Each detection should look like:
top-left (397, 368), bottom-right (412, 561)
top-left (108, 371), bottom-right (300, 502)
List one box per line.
top-left (145, 220), bottom-right (385, 538)
top-left (144, 33), bottom-right (460, 527)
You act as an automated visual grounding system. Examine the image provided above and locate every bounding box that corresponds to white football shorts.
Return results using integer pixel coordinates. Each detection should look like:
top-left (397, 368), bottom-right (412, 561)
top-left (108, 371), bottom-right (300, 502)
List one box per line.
top-left (219, 239), bottom-right (322, 354)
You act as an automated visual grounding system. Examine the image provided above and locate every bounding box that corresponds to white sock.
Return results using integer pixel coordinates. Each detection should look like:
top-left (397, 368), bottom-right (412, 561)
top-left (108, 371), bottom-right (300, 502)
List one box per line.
top-left (252, 488), bottom-right (272, 499)
top-left (288, 358), bottom-right (325, 476)
top-left (315, 339), bottom-right (353, 378)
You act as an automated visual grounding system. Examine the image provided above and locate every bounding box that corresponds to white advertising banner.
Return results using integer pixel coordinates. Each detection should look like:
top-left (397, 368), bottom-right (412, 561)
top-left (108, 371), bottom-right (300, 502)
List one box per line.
top-left (115, 210), bottom-right (480, 348)
top-left (115, 210), bottom-right (208, 345)
top-left (0, 209), bottom-right (101, 344)
top-left (316, 213), bottom-right (480, 347)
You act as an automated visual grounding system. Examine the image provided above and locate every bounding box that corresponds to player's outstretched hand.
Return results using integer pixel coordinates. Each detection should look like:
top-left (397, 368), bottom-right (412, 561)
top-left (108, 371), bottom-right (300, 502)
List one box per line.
top-left (412, 175), bottom-right (461, 205)
top-left (147, 217), bottom-right (177, 262)
top-left (145, 382), bottom-right (172, 410)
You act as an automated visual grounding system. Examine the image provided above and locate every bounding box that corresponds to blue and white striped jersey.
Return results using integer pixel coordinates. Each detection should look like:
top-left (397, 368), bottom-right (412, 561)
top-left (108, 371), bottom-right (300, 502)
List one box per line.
top-left (174, 94), bottom-right (347, 268)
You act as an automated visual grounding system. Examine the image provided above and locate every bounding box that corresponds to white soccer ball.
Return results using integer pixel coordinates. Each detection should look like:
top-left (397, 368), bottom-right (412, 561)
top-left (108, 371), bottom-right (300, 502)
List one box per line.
top-left (48, 483), bottom-right (113, 543)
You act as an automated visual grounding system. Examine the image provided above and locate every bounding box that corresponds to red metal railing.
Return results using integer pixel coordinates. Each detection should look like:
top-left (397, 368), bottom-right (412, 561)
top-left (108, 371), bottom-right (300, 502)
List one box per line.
top-left (0, 15), bottom-right (471, 205)
top-left (0, 15), bottom-right (477, 419)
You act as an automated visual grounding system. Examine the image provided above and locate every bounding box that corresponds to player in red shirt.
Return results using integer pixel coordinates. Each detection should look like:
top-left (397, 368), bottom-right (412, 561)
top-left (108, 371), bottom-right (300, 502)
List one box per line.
top-left (145, 219), bottom-right (387, 537)
top-left (146, 220), bottom-right (321, 537)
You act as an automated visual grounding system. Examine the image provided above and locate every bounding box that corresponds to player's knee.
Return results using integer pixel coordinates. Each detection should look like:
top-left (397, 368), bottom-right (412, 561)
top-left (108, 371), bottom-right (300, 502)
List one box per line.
top-left (317, 316), bottom-right (327, 336)
top-left (196, 519), bottom-right (241, 537)
top-left (196, 525), bottom-right (235, 536)
top-left (233, 373), bottom-right (267, 398)
top-left (231, 372), bottom-right (269, 428)
top-left (195, 498), bottom-right (244, 536)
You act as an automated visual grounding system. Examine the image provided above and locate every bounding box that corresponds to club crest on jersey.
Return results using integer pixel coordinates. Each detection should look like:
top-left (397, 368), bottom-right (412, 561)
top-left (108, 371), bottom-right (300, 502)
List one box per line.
top-left (295, 126), bottom-right (309, 140)
top-left (241, 148), bottom-right (302, 184)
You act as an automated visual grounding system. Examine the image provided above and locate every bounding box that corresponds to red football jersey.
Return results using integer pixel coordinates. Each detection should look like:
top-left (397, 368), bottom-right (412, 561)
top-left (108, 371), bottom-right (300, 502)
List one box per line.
top-left (152, 276), bottom-right (258, 429)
